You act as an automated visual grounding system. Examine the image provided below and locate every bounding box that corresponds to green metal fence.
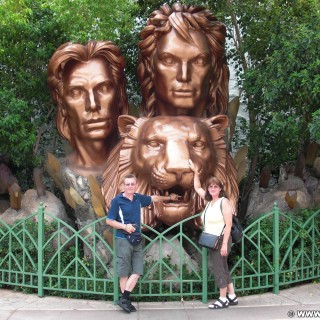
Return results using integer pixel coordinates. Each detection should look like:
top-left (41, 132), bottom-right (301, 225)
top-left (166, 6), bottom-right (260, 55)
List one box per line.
top-left (0, 203), bottom-right (319, 303)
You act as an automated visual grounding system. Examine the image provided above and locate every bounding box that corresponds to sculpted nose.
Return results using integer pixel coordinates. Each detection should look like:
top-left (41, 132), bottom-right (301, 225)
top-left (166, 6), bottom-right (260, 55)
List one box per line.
top-left (177, 61), bottom-right (190, 83)
top-left (86, 90), bottom-right (100, 112)
top-left (165, 140), bottom-right (191, 181)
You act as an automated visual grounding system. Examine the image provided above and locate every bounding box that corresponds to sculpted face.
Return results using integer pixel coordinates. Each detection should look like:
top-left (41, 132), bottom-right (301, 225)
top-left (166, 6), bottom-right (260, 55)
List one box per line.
top-left (152, 29), bottom-right (212, 117)
top-left (103, 114), bottom-right (239, 229)
top-left (60, 57), bottom-right (118, 142)
top-left (134, 117), bottom-right (214, 188)
top-left (129, 116), bottom-right (217, 226)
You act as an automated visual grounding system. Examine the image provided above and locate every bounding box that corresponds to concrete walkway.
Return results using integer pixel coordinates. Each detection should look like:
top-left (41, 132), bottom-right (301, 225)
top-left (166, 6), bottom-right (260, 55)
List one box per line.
top-left (0, 282), bottom-right (319, 320)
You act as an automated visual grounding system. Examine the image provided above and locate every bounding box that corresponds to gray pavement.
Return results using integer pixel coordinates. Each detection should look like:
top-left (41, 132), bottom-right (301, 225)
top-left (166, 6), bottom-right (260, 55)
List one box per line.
top-left (0, 282), bottom-right (319, 320)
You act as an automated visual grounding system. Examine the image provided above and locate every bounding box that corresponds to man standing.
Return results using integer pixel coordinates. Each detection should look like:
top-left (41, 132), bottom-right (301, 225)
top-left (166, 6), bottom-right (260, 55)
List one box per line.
top-left (106, 174), bottom-right (179, 313)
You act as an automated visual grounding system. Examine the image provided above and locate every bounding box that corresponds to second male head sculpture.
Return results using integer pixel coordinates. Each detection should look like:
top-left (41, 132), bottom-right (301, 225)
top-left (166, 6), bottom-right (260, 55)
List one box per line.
top-left (138, 3), bottom-right (229, 118)
top-left (47, 40), bottom-right (129, 177)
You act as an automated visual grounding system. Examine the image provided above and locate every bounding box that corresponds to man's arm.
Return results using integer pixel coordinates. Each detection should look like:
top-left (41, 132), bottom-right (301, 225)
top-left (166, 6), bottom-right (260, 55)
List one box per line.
top-left (151, 193), bottom-right (179, 202)
top-left (105, 197), bottom-right (128, 231)
top-left (106, 219), bottom-right (126, 231)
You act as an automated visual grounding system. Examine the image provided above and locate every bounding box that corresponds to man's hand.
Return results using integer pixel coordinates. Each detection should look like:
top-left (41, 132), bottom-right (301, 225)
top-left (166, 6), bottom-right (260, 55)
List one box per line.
top-left (124, 223), bottom-right (137, 234)
top-left (169, 193), bottom-right (180, 201)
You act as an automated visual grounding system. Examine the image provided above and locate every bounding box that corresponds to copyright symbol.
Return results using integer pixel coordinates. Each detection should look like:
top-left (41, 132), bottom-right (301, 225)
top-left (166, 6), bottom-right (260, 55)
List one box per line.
top-left (287, 310), bottom-right (295, 318)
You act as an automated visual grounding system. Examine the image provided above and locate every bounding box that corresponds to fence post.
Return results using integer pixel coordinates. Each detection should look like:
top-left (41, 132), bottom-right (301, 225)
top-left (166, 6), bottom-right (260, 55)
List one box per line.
top-left (202, 247), bottom-right (208, 303)
top-left (273, 202), bottom-right (280, 294)
top-left (112, 228), bottom-right (119, 302)
top-left (37, 203), bottom-right (45, 297)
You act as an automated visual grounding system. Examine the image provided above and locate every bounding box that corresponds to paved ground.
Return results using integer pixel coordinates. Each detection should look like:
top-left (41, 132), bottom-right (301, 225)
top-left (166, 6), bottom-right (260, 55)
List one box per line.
top-left (0, 282), bottom-right (319, 320)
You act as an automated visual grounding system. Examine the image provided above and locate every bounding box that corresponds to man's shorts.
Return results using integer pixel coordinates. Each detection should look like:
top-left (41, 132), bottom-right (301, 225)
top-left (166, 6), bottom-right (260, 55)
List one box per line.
top-left (116, 238), bottom-right (144, 277)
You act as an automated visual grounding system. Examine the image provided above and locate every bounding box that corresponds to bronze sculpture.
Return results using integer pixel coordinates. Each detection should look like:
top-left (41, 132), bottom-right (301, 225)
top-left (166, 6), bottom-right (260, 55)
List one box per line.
top-left (47, 40), bottom-right (128, 178)
top-left (137, 3), bottom-right (229, 118)
top-left (47, 41), bottom-right (129, 248)
top-left (103, 115), bottom-right (238, 229)
top-left (102, 3), bottom-right (239, 229)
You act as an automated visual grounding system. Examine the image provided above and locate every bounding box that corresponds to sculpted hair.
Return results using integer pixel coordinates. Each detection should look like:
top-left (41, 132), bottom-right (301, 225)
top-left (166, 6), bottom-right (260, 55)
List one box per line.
top-left (47, 41), bottom-right (129, 140)
top-left (138, 2), bottom-right (229, 117)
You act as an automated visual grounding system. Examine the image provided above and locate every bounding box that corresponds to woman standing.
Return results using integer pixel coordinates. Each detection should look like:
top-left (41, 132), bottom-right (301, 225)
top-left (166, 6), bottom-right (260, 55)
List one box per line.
top-left (189, 159), bottom-right (238, 309)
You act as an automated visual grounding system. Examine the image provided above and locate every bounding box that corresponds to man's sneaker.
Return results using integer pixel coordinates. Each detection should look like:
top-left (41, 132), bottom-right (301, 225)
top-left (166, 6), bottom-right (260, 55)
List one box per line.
top-left (128, 301), bottom-right (137, 312)
top-left (116, 298), bottom-right (131, 313)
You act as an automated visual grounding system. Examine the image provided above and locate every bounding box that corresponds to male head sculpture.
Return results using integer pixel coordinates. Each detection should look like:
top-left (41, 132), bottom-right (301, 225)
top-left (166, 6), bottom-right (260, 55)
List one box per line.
top-left (47, 40), bottom-right (129, 177)
top-left (138, 2), bottom-right (229, 118)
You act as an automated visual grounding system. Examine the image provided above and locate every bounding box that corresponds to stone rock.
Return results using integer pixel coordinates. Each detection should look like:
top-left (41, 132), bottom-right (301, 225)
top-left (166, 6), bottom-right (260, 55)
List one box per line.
top-left (305, 176), bottom-right (319, 195)
top-left (0, 189), bottom-right (75, 251)
top-left (313, 157), bottom-right (320, 178)
top-left (247, 183), bottom-right (313, 218)
top-left (305, 142), bottom-right (319, 167)
top-left (277, 175), bottom-right (305, 191)
top-left (312, 183), bottom-right (320, 207)
top-left (22, 189), bottom-right (71, 224)
top-left (0, 197), bottom-right (10, 214)
top-left (0, 207), bottom-right (27, 225)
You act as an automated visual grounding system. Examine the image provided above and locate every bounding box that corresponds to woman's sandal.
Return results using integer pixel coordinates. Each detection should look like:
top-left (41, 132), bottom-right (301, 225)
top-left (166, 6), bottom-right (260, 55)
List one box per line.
top-left (227, 294), bottom-right (238, 306)
top-left (208, 298), bottom-right (229, 309)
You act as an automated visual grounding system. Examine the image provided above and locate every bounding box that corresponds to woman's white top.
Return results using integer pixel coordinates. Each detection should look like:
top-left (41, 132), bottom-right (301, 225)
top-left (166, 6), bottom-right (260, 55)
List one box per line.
top-left (202, 197), bottom-right (225, 236)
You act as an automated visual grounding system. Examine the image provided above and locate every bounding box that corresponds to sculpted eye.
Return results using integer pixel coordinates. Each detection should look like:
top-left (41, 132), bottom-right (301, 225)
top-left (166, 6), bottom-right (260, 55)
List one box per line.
top-left (147, 141), bottom-right (161, 150)
top-left (97, 82), bottom-right (114, 94)
top-left (69, 88), bottom-right (83, 98)
top-left (192, 140), bottom-right (205, 150)
top-left (159, 53), bottom-right (177, 66)
top-left (193, 55), bottom-right (210, 66)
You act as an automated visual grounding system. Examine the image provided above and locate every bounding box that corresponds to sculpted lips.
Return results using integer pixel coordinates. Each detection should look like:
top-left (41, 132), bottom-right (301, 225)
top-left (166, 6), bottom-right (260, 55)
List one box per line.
top-left (173, 89), bottom-right (194, 97)
top-left (83, 118), bottom-right (110, 129)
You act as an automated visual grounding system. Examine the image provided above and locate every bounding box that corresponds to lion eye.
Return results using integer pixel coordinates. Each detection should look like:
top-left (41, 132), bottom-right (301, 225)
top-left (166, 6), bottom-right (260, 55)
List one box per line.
top-left (147, 141), bottom-right (161, 150)
top-left (192, 141), bottom-right (205, 150)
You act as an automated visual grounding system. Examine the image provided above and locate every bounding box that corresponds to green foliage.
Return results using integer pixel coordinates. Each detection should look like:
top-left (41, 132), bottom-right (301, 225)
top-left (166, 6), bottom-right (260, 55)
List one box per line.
top-left (209, 0), bottom-right (320, 207)
top-left (0, 0), bottom-right (137, 185)
top-left (230, 207), bottom-right (320, 295)
top-left (0, 90), bottom-right (37, 167)
top-left (309, 110), bottom-right (320, 143)
top-left (243, 13), bottom-right (320, 169)
top-left (0, 0), bottom-right (67, 186)
top-left (45, 0), bottom-right (135, 43)
top-left (1, 0), bottom-right (319, 193)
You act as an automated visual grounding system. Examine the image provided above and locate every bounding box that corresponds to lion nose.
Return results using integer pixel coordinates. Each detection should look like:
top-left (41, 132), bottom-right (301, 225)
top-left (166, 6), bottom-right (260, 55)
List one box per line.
top-left (165, 140), bottom-right (191, 181)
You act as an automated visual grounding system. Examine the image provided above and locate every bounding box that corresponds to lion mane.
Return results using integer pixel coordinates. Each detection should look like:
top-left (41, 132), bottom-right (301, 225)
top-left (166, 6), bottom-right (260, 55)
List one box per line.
top-left (103, 115), bottom-right (238, 230)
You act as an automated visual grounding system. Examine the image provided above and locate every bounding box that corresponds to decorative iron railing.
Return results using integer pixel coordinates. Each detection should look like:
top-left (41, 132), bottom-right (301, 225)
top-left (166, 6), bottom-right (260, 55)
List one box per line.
top-left (0, 203), bottom-right (319, 303)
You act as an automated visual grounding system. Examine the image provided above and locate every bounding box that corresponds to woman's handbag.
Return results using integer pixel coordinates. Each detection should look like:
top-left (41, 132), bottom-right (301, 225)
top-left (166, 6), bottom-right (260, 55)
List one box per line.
top-left (198, 231), bottom-right (222, 249)
top-left (231, 215), bottom-right (243, 243)
top-left (198, 202), bottom-right (224, 249)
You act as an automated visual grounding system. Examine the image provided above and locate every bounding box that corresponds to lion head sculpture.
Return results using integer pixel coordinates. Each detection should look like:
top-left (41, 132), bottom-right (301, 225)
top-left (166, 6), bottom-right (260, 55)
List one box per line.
top-left (103, 115), bottom-right (238, 229)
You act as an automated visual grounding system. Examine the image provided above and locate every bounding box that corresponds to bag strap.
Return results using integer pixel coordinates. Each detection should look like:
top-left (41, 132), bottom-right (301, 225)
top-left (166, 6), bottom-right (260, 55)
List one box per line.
top-left (202, 200), bottom-right (225, 234)
top-left (201, 202), bottom-right (210, 230)
top-left (220, 197), bottom-right (226, 234)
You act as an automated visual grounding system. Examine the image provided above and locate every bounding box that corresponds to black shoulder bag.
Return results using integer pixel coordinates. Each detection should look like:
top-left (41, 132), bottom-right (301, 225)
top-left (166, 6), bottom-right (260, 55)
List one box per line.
top-left (220, 198), bottom-right (243, 243)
